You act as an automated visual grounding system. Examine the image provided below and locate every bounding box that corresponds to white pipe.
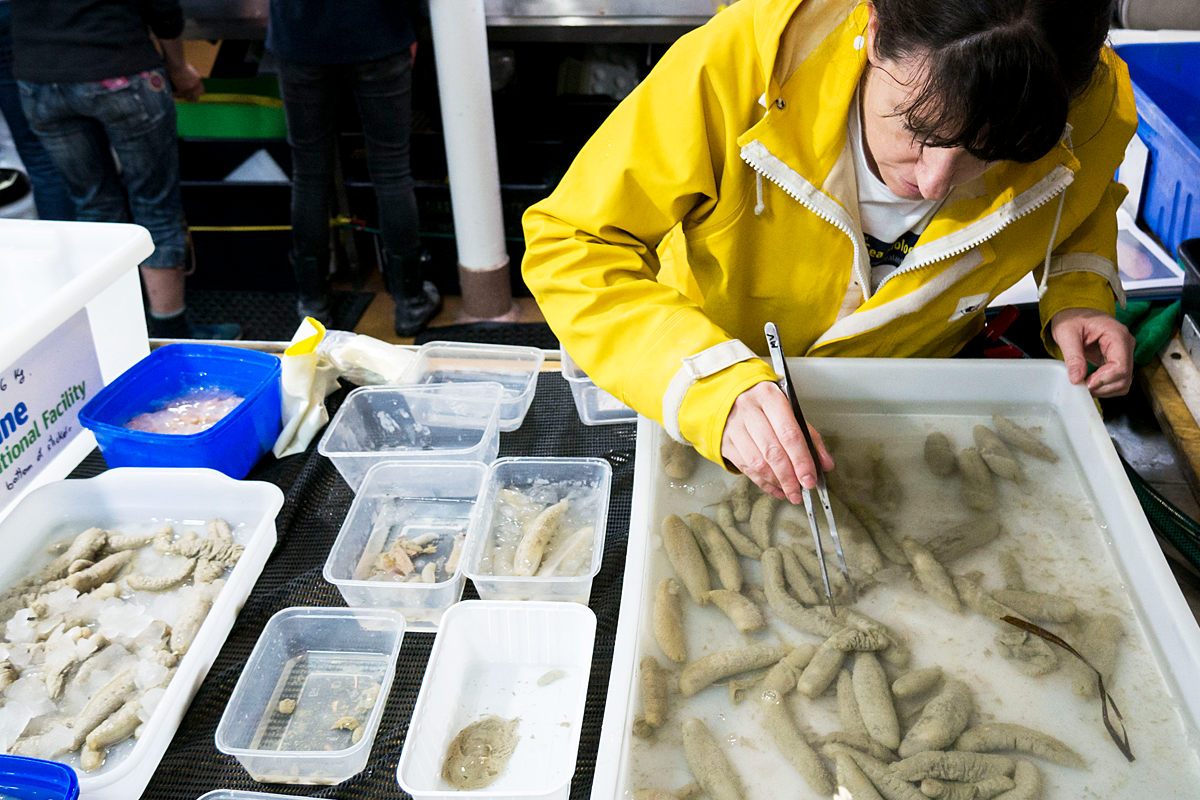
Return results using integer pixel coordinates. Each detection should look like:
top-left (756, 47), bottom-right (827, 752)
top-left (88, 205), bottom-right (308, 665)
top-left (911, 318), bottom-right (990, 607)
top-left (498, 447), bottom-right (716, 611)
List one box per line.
top-left (428, 0), bottom-right (508, 272)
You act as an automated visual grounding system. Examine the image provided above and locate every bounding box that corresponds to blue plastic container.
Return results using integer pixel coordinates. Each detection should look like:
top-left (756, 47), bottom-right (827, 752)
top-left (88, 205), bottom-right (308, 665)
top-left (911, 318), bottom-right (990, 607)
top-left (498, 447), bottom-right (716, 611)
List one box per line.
top-left (0, 755), bottom-right (79, 799)
top-left (79, 343), bottom-right (282, 479)
top-left (1114, 42), bottom-right (1200, 255)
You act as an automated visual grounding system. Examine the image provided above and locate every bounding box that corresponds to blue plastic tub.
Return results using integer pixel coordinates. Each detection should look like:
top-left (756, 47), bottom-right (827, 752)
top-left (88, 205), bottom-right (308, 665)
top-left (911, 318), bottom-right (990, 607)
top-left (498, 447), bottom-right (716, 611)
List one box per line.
top-left (79, 343), bottom-right (282, 479)
top-left (0, 755), bottom-right (79, 799)
top-left (1114, 42), bottom-right (1200, 255)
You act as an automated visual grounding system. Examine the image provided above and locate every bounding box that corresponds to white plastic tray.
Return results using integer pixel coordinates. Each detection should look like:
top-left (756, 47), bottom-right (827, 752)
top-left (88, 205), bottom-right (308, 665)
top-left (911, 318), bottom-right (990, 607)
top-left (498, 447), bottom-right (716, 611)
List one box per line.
top-left (0, 467), bottom-right (283, 800)
top-left (398, 600), bottom-right (595, 800)
top-left (0, 220), bottom-right (153, 520)
top-left (593, 358), bottom-right (1200, 800)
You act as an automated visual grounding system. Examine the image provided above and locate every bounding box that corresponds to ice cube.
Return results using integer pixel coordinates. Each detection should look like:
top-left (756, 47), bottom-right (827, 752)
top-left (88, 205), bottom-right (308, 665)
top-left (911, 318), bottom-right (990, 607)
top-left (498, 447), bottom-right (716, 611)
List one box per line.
top-left (0, 702), bottom-right (33, 753)
top-left (5, 609), bottom-right (37, 643)
top-left (38, 724), bottom-right (76, 759)
top-left (97, 601), bottom-right (152, 642)
top-left (6, 644), bottom-right (33, 669)
top-left (43, 587), bottom-right (79, 615)
top-left (137, 687), bottom-right (166, 722)
top-left (148, 593), bottom-right (182, 628)
top-left (4, 676), bottom-right (55, 716)
top-left (132, 620), bottom-right (169, 652)
top-left (135, 660), bottom-right (169, 691)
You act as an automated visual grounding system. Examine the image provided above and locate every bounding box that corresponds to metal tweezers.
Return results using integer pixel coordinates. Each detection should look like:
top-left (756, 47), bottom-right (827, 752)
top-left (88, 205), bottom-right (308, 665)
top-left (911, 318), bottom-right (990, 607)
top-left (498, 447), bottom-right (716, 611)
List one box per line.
top-left (764, 322), bottom-right (855, 614)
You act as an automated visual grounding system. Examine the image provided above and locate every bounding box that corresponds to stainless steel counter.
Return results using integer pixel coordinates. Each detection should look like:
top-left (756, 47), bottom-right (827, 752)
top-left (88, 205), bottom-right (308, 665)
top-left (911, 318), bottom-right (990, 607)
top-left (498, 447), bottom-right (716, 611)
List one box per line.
top-left (182, 0), bottom-right (713, 41)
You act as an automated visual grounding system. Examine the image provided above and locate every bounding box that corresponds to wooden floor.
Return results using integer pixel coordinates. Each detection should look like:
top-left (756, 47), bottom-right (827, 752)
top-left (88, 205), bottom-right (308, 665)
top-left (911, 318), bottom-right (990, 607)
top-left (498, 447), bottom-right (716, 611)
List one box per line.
top-left (343, 272), bottom-right (546, 345)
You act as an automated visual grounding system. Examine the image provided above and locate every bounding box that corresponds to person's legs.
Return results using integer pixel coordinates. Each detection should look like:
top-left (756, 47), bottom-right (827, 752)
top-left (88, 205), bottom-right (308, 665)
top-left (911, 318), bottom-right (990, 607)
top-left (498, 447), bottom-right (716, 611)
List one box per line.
top-left (277, 58), bottom-right (340, 325)
top-left (350, 52), bottom-right (439, 335)
top-left (18, 81), bottom-right (128, 224)
top-left (0, 4), bottom-right (73, 220)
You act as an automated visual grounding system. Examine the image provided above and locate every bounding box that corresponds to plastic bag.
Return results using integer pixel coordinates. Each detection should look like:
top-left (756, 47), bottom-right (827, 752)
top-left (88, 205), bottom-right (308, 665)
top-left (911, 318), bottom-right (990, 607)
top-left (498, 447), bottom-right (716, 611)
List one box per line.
top-left (272, 319), bottom-right (418, 458)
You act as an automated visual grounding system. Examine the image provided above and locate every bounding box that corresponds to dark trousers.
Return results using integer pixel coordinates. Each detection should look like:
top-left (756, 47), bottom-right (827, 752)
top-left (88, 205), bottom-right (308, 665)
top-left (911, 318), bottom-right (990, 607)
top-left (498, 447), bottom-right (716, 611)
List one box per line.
top-left (276, 52), bottom-right (421, 308)
top-left (0, 1), bottom-right (73, 220)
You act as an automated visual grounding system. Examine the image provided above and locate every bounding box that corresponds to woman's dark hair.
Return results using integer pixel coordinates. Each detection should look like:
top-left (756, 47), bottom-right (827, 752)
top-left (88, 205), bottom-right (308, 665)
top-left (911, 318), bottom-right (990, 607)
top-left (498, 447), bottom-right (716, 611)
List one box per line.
top-left (870, 0), bottom-right (1115, 163)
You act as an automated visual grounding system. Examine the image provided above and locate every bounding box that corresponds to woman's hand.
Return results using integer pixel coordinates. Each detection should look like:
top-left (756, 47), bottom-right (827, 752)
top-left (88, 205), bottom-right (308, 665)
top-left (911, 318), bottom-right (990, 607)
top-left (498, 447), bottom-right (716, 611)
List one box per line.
top-left (721, 381), bottom-right (835, 504)
top-left (1049, 307), bottom-right (1135, 397)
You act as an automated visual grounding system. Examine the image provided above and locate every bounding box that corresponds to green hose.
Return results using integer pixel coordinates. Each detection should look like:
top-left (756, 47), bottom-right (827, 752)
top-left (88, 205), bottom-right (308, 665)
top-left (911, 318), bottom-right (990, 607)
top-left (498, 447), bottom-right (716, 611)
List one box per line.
top-left (1119, 451), bottom-right (1200, 573)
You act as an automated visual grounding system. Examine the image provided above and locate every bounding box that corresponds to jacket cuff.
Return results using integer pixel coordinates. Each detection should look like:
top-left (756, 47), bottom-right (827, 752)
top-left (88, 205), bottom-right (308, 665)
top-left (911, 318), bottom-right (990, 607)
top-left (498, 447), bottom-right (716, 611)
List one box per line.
top-left (677, 358), bottom-right (779, 467)
top-left (1038, 269), bottom-right (1116, 358)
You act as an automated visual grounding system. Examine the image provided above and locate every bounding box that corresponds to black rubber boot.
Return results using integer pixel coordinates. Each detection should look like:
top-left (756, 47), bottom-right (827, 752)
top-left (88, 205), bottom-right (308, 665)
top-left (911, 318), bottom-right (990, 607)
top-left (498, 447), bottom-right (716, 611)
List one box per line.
top-left (292, 251), bottom-right (334, 328)
top-left (390, 249), bottom-right (442, 337)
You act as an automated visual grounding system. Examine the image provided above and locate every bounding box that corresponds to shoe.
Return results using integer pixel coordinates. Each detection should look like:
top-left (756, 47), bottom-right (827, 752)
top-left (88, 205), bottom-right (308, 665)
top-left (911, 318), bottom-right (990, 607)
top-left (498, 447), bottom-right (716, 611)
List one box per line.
top-left (297, 297), bottom-right (335, 329)
top-left (188, 322), bottom-right (243, 341)
top-left (394, 281), bottom-right (442, 337)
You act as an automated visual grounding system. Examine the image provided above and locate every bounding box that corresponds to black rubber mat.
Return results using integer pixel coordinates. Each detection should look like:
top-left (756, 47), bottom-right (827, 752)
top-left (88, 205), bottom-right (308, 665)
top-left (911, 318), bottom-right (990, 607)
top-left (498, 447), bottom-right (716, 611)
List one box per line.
top-left (416, 321), bottom-right (559, 349)
top-left (69, 371), bottom-right (635, 798)
top-left (186, 289), bottom-right (375, 341)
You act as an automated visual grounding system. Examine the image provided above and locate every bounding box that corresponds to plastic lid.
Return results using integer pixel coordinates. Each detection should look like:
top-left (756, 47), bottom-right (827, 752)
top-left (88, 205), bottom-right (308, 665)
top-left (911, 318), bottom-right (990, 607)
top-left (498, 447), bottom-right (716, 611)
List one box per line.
top-left (0, 755), bottom-right (80, 800)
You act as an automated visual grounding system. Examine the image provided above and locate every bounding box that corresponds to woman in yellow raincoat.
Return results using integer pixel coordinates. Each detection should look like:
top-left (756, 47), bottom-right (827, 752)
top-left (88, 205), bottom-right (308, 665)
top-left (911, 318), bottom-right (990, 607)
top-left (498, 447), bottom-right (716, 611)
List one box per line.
top-left (522, 0), bottom-right (1136, 501)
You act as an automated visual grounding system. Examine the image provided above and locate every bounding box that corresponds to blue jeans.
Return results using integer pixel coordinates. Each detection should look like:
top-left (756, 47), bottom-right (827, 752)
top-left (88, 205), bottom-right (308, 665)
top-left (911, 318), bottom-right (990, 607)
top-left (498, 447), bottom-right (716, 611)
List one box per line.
top-left (276, 52), bottom-right (420, 306)
top-left (18, 69), bottom-right (185, 267)
top-left (0, 2), bottom-right (73, 220)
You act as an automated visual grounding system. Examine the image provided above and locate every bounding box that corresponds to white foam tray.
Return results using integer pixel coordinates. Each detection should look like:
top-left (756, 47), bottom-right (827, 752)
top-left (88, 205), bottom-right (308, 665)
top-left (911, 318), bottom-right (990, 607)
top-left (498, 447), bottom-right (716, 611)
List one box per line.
top-left (0, 467), bottom-right (283, 800)
top-left (592, 358), bottom-right (1200, 800)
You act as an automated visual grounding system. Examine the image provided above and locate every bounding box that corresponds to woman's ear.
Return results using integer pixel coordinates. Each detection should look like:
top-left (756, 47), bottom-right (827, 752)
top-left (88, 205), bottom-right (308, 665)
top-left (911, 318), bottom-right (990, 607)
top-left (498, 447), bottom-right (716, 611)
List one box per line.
top-left (864, 2), bottom-right (880, 64)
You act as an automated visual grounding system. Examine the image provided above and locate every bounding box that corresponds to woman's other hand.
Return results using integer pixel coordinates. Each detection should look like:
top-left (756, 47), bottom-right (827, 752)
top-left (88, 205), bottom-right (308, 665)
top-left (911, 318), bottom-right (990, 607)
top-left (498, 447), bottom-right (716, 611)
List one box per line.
top-left (721, 381), bottom-right (835, 503)
top-left (1049, 307), bottom-right (1135, 397)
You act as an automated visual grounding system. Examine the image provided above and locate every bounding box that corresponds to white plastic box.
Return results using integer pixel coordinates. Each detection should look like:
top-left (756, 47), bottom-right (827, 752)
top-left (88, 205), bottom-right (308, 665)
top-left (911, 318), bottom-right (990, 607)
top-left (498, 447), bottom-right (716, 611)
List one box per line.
top-left (593, 358), bottom-right (1200, 800)
top-left (198, 793), bottom-right (309, 800)
top-left (402, 341), bottom-right (545, 432)
top-left (0, 467), bottom-right (283, 800)
top-left (0, 220), bottom-right (153, 519)
top-left (464, 457), bottom-right (611, 603)
top-left (215, 606), bottom-right (406, 785)
top-left (318, 383), bottom-right (504, 492)
top-left (397, 601), bottom-right (595, 800)
top-left (324, 460), bottom-right (487, 631)
top-left (559, 349), bottom-right (637, 426)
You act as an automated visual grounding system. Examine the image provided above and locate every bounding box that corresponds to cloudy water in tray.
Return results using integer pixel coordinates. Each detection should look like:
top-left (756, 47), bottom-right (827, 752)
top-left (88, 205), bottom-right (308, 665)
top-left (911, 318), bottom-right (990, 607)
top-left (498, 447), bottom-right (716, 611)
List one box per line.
top-left (628, 401), bottom-right (1200, 800)
top-left (123, 386), bottom-right (242, 435)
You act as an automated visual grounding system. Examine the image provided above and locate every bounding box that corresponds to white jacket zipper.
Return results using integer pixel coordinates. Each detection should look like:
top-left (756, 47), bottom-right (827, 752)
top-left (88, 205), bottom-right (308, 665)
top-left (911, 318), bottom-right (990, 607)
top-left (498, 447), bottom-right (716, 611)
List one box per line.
top-left (741, 139), bottom-right (1076, 297)
top-left (874, 164), bottom-right (1075, 292)
top-left (740, 140), bottom-right (874, 303)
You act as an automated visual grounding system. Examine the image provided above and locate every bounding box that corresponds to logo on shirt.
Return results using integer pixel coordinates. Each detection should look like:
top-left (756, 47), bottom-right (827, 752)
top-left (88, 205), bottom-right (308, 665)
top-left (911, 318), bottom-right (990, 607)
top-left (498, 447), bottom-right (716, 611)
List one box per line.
top-left (950, 293), bottom-right (991, 322)
top-left (864, 231), bottom-right (920, 269)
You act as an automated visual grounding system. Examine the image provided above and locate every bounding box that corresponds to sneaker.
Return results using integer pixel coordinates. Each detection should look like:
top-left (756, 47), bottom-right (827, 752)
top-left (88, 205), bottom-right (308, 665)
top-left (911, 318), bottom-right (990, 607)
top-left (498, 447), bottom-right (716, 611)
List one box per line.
top-left (188, 322), bottom-right (243, 341)
top-left (393, 281), bottom-right (442, 337)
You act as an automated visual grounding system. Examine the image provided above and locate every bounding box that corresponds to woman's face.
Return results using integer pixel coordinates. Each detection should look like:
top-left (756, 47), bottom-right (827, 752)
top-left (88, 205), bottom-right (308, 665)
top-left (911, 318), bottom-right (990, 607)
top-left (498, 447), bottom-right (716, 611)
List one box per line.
top-left (859, 55), bottom-right (994, 202)
top-left (861, 10), bottom-right (994, 201)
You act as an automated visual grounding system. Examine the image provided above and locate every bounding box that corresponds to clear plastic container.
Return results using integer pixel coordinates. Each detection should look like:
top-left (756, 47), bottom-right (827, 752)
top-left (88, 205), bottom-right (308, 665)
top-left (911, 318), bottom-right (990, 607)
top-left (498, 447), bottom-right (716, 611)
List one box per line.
top-left (559, 349), bottom-right (637, 426)
top-left (199, 793), bottom-right (309, 800)
top-left (396, 601), bottom-right (596, 800)
top-left (318, 383), bottom-right (504, 492)
top-left (324, 461), bottom-right (487, 631)
top-left (403, 341), bottom-right (545, 432)
top-left (0, 468), bottom-right (283, 800)
top-left (215, 607), bottom-right (405, 785)
top-left (463, 458), bottom-right (611, 603)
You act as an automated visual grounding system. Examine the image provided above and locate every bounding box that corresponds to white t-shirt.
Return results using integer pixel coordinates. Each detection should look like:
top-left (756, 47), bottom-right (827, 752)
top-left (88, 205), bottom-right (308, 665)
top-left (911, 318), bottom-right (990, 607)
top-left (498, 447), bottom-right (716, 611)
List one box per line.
top-left (847, 88), bottom-right (943, 291)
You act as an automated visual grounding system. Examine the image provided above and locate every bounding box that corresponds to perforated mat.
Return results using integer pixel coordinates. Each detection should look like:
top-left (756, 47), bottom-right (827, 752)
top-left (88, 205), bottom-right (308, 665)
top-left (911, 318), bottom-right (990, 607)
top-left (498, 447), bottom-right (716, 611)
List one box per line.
top-left (68, 371), bottom-right (636, 798)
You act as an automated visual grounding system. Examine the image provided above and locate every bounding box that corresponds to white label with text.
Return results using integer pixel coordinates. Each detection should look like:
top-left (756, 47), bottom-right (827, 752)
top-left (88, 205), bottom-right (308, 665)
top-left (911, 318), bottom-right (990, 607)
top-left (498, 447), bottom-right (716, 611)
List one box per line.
top-left (0, 309), bottom-right (103, 507)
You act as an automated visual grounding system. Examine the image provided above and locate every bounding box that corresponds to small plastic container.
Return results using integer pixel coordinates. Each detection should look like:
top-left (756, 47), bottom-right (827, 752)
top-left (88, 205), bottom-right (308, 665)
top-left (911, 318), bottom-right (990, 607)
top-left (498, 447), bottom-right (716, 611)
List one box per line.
top-left (559, 349), bottom-right (637, 425)
top-left (198, 792), bottom-right (309, 800)
top-left (397, 601), bottom-right (595, 800)
top-left (78, 343), bottom-right (282, 480)
top-left (216, 607), bottom-right (405, 785)
top-left (324, 461), bottom-right (487, 631)
top-left (319, 383), bottom-right (504, 492)
top-left (403, 341), bottom-right (545, 432)
top-left (0, 754), bottom-right (80, 800)
top-left (464, 457), bottom-right (611, 603)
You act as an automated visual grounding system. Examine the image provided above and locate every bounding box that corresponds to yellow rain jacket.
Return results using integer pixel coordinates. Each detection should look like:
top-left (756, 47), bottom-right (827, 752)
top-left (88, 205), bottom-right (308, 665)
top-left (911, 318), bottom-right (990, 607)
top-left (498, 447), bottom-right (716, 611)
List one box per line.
top-left (521, 0), bottom-right (1137, 466)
